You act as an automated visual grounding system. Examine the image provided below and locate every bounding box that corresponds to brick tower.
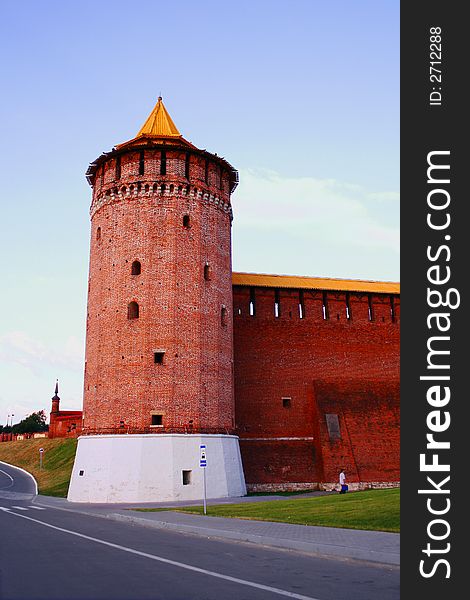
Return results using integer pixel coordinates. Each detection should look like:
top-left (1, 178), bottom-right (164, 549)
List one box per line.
top-left (68, 98), bottom-right (246, 502)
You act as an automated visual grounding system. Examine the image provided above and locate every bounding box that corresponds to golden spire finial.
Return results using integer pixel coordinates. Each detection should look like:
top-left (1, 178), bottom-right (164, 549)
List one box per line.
top-left (136, 97), bottom-right (181, 138)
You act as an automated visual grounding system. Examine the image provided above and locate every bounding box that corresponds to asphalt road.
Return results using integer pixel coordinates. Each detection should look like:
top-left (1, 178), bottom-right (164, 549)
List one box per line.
top-left (0, 462), bottom-right (399, 600)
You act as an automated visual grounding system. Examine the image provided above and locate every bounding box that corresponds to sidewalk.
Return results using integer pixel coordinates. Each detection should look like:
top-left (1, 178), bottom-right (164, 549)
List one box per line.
top-left (33, 493), bottom-right (400, 566)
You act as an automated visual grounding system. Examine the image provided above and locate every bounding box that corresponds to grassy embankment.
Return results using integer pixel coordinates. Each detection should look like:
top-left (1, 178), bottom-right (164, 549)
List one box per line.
top-left (0, 438), bottom-right (77, 497)
top-left (134, 488), bottom-right (400, 533)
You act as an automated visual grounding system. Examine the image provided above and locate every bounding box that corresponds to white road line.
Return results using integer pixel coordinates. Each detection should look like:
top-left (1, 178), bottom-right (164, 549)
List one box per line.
top-left (0, 461), bottom-right (38, 495)
top-left (0, 507), bottom-right (11, 512)
top-left (3, 510), bottom-right (321, 600)
top-left (29, 506), bottom-right (46, 510)
top-left (0, 469), bottom-right (15, 490)
top-left (12, 506), bottom-right (29, 510)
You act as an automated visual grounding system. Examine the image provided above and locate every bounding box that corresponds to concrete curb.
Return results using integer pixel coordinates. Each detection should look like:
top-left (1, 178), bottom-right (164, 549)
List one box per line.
top-left (32, 495), bottom-right (400, 567)
top-left (0, 460), bottom-right (38, 495)
top-left (104, 512), bottom-right (399, 566)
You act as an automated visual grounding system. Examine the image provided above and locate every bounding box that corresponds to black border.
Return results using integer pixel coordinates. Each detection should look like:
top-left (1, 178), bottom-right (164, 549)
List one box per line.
top-left (401, 3), bottom-right (465, 596)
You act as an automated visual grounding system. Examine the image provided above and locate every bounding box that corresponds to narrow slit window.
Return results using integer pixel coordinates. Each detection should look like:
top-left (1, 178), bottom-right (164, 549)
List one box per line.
top-left (299, 290), bottom-right (305, 319)
top-left (139, 150), bottom-right (145, 175)
top-left (274, 290), bottom-right (280, 318)
top-left (204, 262), bottom-right (211, 281)
top-left (185, 153), bottom-right (190, 179)
top-left (102, 164), bottom-right (106, 184)
top-left (221, 305), bottom-right (228, 326)
top-left (322, 292), bottom-right (329, 320)
top-left (96, 227), bottom-right (101, 241)
top-left (160, 150), bottom-right (167, 175)
top-left (131, 260), bottom-right (141, 275)
top-left (219, 167), bottom-right (224, 190)
top-left (151, 414), bottom-right (163, 426)
top-left (282, 397), bottom-right (292, 408)
top-left (249, 287), bottom-right (256, 317)
top-left (368, 294), bottom-right (374, 321)
top-left (115, 155), bottom-right (121, 180)
top-left (183, 214), bottom-right (190, 228)
top-left (346, 293), bottom-right (351, 320)
top-left (204, 159), bottom-right (209, 184)
top-left (182, 470), bottom-right (192, 485)
top-left (127, 301), bottom-right (139, 320)
top-left (154, 351), bottom-right (165, 364)
top-left (390, 296), bottom-right (395, 323)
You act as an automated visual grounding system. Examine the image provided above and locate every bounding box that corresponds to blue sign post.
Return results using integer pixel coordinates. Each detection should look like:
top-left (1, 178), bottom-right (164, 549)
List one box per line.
top-left (200, 444), bottom-right (207, 514)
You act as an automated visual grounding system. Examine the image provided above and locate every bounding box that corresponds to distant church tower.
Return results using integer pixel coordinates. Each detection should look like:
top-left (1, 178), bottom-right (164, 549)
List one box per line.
top-left (68, 98), bottom-right (246, 502)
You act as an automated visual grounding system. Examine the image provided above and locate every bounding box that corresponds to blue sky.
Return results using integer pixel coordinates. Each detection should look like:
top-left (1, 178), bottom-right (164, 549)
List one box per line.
top-left (0, 0), bottom-right (399, 424)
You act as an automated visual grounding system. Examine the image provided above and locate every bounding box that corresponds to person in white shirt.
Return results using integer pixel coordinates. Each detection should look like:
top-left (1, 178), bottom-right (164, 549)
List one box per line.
top-left (339, 468), bottom-right (347, 493)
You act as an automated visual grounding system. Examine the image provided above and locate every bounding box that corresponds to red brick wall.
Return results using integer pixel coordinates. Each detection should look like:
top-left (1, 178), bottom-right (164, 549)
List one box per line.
top-left (49, 412), bottom-right (83, 439)
top-left (233, 286), bottom-right (400, 486)
top-left (83, 146), bottom-right (235, 433)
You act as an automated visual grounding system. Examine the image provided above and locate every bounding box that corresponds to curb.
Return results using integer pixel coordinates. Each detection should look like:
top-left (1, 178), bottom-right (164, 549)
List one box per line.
top-left (0, 460), bottom-right (38, 495)
top-left (105, 512), bottom-right (400, 566)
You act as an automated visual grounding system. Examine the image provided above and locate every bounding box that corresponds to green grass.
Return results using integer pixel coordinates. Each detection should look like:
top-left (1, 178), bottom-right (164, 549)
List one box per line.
top-left (133, 488), bottom-right (400, 533)
top-left (0, 438), bottom-right (77, 497)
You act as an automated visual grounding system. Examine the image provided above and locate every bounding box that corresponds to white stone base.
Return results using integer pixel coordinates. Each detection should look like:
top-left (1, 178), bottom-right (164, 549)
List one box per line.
top-left (67, 434), bottom-right (246, 503)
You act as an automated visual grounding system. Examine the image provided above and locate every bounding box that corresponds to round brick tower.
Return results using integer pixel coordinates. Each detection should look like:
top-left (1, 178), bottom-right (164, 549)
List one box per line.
top-left (68, 98), bottom-right (246, 502)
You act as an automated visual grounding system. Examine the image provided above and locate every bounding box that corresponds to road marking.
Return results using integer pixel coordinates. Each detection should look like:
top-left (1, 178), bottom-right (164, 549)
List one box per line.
top-left (12, 506), bottom-right (29, 510)
top-left (3, 510), bottom-right (321, 600)
top-left (0, 507), bottom-right (11, 512)
top-left (29, 506), bottom-right (46, 510)
top-left (0, 461), bottom-right (38, 495)
top-left (0, 469), bottom-right (15, 490)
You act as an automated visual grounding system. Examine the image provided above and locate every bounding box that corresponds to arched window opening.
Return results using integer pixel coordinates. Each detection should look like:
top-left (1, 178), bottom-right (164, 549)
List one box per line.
top-left (183, 214), bottom-right (190, 228)
top-left (185, 153), bottom-right (190, 179)
top-left (368, 294), bottom-right (374, 321)
top-left (204, 262), bottom-right (211, 281)
top-left (96, 227), bottom-right (101, 241)
top-left (221, 305), bottom-right (228, 326)
top-left (127, 301), bottom-right (139, 320)
top-left (298, 290), bottom-right (305, 319)
top-left (249, 287), bottom-right (256, 317)
top-left (139, 150), bottom-right (145, 175)
top-left (131, 261), bottom-right (141, 276)
top-left (346, 292), bottom-right (351, 320)
top-left (274, 289), bottom-right (280, 318)
top-left (322, 291), bottom-right (329, 320)
top-left (160, 150), bottom-right (167, 175)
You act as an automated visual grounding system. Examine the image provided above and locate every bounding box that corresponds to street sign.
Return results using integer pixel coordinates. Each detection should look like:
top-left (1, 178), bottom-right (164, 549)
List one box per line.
top-left (39, 448), bottom-right (44, 453)
top-left (199, 444), bottom-right (207, 468)
top-left (199, 444), bottom-right (207, 515)
top-left (39, 447), bottom-right (44, 470)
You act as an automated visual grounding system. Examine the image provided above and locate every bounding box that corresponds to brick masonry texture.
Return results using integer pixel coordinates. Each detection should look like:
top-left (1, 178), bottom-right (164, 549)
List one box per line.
top-left (83, 147), bottom-right (235, 433)
top-left (233, 286), bottom-right (400, 486)
top-left (48, 137), bottom-right (400, 491)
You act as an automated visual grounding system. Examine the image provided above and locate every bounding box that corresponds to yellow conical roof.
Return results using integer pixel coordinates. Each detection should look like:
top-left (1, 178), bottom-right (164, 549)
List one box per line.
top-left (136, 97), bottom-right (181, 138)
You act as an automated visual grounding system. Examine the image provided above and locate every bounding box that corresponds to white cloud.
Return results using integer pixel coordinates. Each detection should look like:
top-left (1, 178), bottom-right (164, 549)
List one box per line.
top-left (234, 168), bottom-right (399, 253)
top-left (0, 331), bottom-right (83, 375)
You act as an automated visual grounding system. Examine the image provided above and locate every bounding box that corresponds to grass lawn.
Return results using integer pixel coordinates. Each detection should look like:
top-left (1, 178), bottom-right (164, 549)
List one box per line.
top-left (134, 488), bottom-right (400, 533)
top-left (0, 438), bottom-right (77, 497)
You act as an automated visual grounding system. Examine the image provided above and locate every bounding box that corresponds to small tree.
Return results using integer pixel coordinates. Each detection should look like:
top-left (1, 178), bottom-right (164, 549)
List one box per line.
top-left (12, 411), bottom-right (48, 434)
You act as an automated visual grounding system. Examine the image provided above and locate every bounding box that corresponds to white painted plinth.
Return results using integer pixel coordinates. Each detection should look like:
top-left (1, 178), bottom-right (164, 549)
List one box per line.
top-left (67, 434), bottom-right (246, 503)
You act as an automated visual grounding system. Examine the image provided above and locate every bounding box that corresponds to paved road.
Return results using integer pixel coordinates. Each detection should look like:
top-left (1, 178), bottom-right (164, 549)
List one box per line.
top-left (0, 462), bottom-right (399, 600)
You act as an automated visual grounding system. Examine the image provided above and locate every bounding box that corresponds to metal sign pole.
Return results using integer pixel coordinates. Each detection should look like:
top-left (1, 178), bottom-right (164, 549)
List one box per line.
top-left (200, 444), bottom-right (207, 515)
top-left (39, 448), bottom-right (44, 470)
top-left (203, 467), bottom-right (207, 515)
